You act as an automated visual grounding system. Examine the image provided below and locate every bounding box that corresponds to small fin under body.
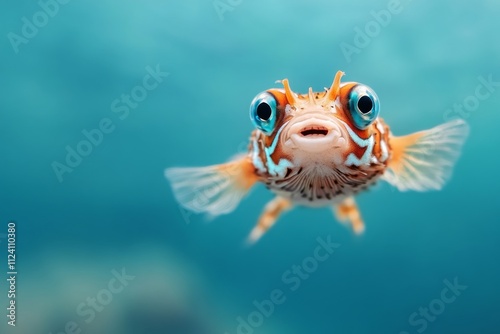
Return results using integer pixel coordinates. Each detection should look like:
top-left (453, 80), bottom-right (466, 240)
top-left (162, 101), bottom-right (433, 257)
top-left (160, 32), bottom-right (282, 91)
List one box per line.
top-left (333, 197), bottom-right (365, 234)
top-left (382, 119), bottom-right (469, 191)
top-left (165, 155), bottom-right (258, 216)
top-left (247, 196), bottom-right (293, 244)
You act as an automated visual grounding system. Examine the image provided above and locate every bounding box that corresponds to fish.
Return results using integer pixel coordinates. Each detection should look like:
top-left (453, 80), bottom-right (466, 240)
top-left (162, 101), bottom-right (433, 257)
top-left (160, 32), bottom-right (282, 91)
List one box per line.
top-left (165, 71), bottom-right (469, 243)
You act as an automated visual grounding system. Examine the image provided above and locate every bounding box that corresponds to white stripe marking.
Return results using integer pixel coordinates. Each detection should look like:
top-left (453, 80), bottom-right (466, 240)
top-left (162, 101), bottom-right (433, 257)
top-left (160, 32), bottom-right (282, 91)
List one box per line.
top-left (376, 121), bottom-right (385, 135)
top-left (252, 138), bottom-right (266, 173)
top-left (264, 121), bottom-right (293, 177)
top-left (380, 139), bottom-right (389, 162)
top-left (339, 120), bottom-right (374, 166)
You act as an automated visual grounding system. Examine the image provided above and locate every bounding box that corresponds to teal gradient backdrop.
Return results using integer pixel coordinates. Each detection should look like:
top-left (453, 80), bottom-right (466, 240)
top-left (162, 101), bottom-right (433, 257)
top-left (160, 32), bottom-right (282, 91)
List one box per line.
top-left (1, 1), bottom-right (498, 334)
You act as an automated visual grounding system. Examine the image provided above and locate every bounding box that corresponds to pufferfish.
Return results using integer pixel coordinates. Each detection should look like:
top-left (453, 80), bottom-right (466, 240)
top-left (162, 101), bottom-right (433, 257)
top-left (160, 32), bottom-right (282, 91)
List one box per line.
top-left (165, 71), bottom-right (469, 243)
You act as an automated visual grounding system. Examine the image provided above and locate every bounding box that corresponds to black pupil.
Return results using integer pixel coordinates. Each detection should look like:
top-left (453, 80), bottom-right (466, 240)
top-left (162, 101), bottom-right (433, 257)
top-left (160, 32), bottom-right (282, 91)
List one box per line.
top-left (257, 102), bottom-right (272, 121)
top-left (357, 95), bottom-right (373, 114)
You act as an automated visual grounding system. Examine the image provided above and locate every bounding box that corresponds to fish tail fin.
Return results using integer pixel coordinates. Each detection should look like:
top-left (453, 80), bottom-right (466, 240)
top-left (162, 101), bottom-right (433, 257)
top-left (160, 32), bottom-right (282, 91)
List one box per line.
top-left (382, 119), bottom-right (469, 191)
top-left (165, 155), bottom-right (259, 216)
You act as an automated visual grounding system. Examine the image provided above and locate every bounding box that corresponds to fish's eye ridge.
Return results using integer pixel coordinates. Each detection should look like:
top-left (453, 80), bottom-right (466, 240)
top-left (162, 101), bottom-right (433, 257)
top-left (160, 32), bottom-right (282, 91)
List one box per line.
top-left (249, 92), bottom-right (278, 135)
top-left (348, 85), bottom-right (380, 129)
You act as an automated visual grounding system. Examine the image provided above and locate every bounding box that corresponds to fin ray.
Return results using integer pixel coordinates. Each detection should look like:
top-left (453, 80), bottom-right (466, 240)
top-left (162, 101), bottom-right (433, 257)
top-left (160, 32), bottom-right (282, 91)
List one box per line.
top-left (165, 156), bottom-right (258, 216)
top-left (382, 119), bottom-right (469, 191)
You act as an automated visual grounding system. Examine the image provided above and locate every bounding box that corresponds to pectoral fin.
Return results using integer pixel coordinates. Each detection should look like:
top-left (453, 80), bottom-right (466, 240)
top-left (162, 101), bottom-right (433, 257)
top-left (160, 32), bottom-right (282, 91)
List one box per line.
top-left (165, 155), bottom-right (259, 216)
top-left (382, 119), bottom-right (469, 191)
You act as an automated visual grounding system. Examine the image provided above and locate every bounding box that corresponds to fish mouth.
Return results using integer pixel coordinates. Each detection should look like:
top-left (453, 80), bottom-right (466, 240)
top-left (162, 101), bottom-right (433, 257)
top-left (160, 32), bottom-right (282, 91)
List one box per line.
top-left (300, 125), bottom-right (330, 137)
top-left (285, 117), bottom-right (346, 153)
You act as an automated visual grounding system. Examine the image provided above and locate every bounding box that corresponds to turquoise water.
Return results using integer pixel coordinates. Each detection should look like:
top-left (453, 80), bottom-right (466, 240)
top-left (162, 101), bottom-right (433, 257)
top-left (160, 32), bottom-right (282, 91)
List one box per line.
top-left (1, 1), bottom-right (499, 333)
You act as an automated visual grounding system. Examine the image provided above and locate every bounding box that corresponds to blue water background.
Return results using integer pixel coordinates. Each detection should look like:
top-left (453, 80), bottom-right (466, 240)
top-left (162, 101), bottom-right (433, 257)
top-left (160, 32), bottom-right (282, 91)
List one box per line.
top-left (0, 1), bottom-right (499, 333)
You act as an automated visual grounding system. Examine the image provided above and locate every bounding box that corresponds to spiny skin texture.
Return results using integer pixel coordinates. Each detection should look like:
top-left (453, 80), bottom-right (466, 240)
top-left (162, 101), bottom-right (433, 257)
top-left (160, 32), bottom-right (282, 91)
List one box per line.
top-left (248, 85), bottom-right (392, 207)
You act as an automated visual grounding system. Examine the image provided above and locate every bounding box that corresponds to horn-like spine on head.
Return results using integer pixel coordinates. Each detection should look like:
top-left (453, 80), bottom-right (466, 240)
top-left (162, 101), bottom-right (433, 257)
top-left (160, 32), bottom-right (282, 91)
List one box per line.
top-left (281, 78), bottom-right (297, 105)
top-left (325, 71), bottom-right (345, 103)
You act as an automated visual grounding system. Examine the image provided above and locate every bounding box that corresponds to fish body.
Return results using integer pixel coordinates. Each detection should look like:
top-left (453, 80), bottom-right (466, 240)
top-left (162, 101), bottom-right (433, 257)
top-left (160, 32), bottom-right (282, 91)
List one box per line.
top-left (249, 112), bottom-right (391, 208)
top-left (166, 71), bottom-right (469, 242)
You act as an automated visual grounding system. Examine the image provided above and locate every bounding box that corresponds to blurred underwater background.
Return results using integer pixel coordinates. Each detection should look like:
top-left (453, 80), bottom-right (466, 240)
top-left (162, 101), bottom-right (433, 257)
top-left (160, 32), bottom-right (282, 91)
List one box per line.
top-left (1, 0), bottom-right (499, 333)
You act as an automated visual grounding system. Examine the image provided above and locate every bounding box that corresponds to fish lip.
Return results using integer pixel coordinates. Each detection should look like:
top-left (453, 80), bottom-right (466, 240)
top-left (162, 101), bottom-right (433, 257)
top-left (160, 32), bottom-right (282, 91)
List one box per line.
top-left (285, 117), bottom-right (346, 152)
top-left (288, 117), bottom-right (337, 135)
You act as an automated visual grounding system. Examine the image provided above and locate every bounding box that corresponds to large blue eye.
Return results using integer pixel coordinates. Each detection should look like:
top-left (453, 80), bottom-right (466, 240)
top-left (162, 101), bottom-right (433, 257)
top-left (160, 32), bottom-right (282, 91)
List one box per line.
top-left (348, 85), bottom-right (380, 129)
top-left (249, 92), bottom-right (278, 135)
